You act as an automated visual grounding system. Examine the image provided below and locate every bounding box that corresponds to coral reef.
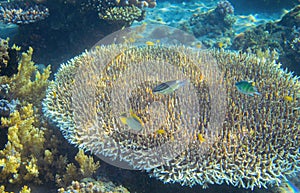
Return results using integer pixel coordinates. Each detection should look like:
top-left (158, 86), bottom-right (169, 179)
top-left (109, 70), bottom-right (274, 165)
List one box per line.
top-left (188, 0), bottom-right (236, 48)
top-left (43, 40), bottom-right (300, 190)
top-left (7, 0), bottom-right (156, 69)
top-left (232, 5), bottom-right (300, 75)
top-left (58, 178), bottom-right (130, 193)
top-left (0, 1), bottom-right (49, 24)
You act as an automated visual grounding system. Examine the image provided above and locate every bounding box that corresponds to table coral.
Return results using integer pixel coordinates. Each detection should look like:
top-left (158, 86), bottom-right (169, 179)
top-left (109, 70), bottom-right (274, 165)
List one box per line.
top-left (43, 40), bottom-right (299, 190)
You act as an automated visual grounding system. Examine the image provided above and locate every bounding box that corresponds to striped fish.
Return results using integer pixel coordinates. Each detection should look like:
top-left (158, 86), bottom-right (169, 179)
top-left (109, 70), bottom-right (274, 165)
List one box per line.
top-left (152, 80), bottom-right (187, 94)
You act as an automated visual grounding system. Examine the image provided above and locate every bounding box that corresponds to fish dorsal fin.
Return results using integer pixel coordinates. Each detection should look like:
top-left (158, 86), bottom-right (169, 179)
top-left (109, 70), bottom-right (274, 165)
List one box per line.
top-left (119, 112), bottom-right (128, 124)
top-left (129, 109), bottom-right (144, 125)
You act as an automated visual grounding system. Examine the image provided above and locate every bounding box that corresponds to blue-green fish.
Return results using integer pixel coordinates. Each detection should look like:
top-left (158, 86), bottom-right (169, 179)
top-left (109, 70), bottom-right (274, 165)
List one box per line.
top-left (152, 80), bottom-right (187, 94)
top-left (120, 109), bottom-right (144, 131)
top-left (235, 80), bottom-right (261, 96)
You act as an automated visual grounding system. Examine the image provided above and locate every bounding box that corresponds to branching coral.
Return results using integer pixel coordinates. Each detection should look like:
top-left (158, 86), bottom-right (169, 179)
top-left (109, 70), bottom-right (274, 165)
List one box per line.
top-left (43, 26), bottom-right (299, 190)
top-left (0, 46), bottom-right (51, 107)
top-left (55, 149), bottom-right (100, 187)
top-left (0, 46), bottom-right (101, 192)
top-left (0, 103), bottom-right (44, 184)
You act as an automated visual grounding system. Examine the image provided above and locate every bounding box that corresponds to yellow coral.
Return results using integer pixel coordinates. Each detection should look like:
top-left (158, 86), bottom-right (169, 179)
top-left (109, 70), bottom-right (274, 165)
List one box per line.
top-left (0, 47), bottom-right (51, 106)
top-left (55, 150), bottom-right (100, 187)
top-left (44, 149), bottom-right (53, 164)
top-left (0, 104), bottom-right (44, 183)
top-left (24, 157), bottom-right (39, 181)
top-left (75, 149), bottom-right (100, 177)
top-left (19, 185), bottom-right (31, 193)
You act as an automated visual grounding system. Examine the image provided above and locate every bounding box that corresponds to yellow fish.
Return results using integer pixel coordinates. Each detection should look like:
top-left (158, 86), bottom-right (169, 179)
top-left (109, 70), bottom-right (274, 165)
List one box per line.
top-left (145, 41), bottom-right (155, 46)
top-left (120, 109), bottom-right (144, 131)
top-left (156, 129), bottom-right (166, 135)
top-left (283, 95), bottom-right (293, 102)
top-left (198, 133), bottom-right (206, 143)
top-left (217, 42), bottom-right (224, 48)
top-left (52, 91), bottom-right (57, 99)
top-left (195, 42), bottom-right (202, 49)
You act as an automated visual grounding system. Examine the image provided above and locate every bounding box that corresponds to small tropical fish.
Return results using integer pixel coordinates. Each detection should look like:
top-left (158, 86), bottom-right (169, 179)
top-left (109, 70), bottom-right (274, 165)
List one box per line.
top-left (145, 41), bottom-right (155, 46)
top-left (283, 95), bottom-right (293, 102)
top-left (52, 91), bottom-right (57, 99)
top-left (153, 80), bottom-right (187, 94)
top-left (197, 133), bottom-right (205, 143)
top-left (120, 109), bottom-right (144, 131)
top-left (156, 129), bottom-right (166, 135)
top-left (195, 42), bottom-right (202, 49)
top-left (216, 42), bottom-right (224, 48)
top-left (235, 80), bottom-right (261, 96)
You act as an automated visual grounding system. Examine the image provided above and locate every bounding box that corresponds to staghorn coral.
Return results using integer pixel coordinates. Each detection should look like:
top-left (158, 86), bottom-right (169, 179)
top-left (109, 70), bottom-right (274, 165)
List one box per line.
top-left (43, 37), bottom-right (300, 190)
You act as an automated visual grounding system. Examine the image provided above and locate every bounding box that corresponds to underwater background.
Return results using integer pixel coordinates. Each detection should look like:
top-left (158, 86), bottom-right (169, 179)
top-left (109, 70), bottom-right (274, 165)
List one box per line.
top-left (0, 0), bottom-right (299, 192)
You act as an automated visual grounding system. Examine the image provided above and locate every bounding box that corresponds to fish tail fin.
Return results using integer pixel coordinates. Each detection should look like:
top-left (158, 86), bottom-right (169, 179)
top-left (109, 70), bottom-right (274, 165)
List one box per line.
top-left (182, 79), bottom-right (189, 85)
top-left (120, 117), bottom-right (127, 124)
top-left (255, 92), bottom-right (261, 96)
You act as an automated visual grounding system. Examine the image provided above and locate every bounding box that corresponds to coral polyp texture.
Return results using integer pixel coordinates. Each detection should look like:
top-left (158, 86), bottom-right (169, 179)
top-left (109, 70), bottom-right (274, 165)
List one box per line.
top-left (43, 42), bottom-right (300, 189)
